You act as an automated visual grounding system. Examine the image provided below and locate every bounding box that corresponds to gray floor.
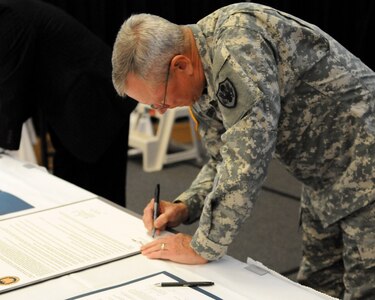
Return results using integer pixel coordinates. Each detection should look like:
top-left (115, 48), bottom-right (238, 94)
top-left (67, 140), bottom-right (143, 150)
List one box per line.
top-left (126, 150), bottom-right (303, 281)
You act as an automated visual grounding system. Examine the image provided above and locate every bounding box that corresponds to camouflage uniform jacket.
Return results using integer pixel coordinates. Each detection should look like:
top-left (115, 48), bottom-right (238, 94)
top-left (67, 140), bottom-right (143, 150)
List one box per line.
top-left (175, 3), bottom-right (375, 261)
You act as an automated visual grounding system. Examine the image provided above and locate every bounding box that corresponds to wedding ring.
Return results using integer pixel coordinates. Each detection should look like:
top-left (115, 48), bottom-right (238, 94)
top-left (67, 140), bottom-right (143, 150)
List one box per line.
top-left (161, 243), bottom-right (166, 251)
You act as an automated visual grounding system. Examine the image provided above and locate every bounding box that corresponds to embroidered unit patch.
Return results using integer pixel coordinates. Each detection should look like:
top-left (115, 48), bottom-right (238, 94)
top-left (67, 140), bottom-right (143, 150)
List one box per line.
top-left (216, 78), bottom-right (237, 108)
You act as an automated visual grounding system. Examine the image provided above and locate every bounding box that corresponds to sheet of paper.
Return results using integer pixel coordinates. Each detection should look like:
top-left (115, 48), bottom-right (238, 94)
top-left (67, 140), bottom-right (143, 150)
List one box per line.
top-left (178, 256), bottom-right (335, 300)
top-left (0, 198), bottom-right (152, 294)
top-left (0, 155), bottom-right (96, 220)
top-left (67, 271), bottom-right (221, 300)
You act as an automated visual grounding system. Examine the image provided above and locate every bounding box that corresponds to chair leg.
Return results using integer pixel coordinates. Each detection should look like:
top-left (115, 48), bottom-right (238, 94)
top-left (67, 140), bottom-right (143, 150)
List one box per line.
top-left (37, 111), bottom-right (50, 169)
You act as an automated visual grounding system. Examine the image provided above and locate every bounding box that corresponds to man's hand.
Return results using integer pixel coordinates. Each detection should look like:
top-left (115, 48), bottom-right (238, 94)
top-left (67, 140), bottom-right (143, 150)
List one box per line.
top-left (140, 233), bottom-right (208, 264)
top-left (142, 200), bottom-right (189, 236)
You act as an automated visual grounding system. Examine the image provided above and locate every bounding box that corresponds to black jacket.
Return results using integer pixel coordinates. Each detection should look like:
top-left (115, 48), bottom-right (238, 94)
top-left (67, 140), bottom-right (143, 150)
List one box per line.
top-left (0, 0), bottom-right (136, 162)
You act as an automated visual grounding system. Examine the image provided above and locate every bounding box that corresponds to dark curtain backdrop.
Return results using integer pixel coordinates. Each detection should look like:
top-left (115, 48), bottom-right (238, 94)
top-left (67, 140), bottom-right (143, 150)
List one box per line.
top-left (42, 0), bottom-right (375, 70)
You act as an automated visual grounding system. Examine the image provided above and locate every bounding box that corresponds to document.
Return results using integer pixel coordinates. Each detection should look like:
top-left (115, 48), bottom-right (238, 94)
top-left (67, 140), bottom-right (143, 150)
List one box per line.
top-left (67, 271), bottom-right (221, 300)
top-left (0, 198), bottom-right (152, 294)
top-left (0, 155), bottom-right (96, 220)
top-left (0, 190), bottom-right (33, 215)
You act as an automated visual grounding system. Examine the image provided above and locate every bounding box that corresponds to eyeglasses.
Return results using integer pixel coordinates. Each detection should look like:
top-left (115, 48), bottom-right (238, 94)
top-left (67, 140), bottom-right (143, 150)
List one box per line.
top-left (150, 59), bottom-right (172, 110)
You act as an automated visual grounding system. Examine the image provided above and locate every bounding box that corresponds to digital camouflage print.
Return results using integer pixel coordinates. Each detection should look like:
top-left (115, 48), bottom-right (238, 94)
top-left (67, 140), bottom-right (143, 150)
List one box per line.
top-left (298, 200), bottom-right (375, 299)
top-left (175, 2), bottom-right (374, 298)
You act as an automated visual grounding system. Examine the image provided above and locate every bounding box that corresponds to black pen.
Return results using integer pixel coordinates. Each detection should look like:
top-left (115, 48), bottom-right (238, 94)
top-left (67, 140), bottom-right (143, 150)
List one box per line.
top-left (155, 281), bottom-right (214, 287)
top-left (151, 183), bottom-right (160, 238)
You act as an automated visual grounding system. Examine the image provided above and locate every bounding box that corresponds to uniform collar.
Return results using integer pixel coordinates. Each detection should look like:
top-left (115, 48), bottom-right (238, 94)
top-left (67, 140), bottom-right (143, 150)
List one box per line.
top-left (186, 24), bottom-right (214, 99)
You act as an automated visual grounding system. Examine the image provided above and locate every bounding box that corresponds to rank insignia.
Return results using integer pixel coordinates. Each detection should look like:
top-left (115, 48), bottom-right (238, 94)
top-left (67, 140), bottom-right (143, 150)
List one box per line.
top-left (216, 78), bottom-right (237, 108)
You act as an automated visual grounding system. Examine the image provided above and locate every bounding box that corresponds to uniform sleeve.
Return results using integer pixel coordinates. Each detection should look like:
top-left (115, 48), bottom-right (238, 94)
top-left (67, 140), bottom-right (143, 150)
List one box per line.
top-left (174, 101), bottom-right (225, 223)
top-left (190, 27), bottom-right (281, 260)
top-left (0, 8), bottom-right (36, 149)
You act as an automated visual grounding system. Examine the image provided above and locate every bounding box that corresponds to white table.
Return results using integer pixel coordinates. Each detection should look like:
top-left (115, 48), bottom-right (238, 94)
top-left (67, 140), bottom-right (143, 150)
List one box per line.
top-left (0, 155), bottom-right (336, 300)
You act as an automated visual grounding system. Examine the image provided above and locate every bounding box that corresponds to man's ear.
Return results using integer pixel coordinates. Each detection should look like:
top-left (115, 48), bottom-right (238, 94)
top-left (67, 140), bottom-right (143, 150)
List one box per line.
top-left (171, 55), bottom-right (193, 75)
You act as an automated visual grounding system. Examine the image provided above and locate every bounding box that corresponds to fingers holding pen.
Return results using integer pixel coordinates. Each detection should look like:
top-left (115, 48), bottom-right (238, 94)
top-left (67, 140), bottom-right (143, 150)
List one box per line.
top-left (152, 213), bottom-right (169, 235)
top-left (142, 199), bottom-right (155, 232)
top-left (142, 199), bottom-right (168, 235)
top-left (142, 200), bottom-right (189, 236)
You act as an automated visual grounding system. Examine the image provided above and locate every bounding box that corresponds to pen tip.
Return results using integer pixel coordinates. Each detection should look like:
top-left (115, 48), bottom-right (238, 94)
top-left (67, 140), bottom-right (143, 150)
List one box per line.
top-left (154, 283), bottom-right (161, 287)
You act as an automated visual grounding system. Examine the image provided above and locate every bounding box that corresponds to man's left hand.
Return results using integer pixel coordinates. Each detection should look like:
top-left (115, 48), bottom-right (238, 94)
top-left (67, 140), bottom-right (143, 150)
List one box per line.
top-left (140, 233), bottom-right (208, 265)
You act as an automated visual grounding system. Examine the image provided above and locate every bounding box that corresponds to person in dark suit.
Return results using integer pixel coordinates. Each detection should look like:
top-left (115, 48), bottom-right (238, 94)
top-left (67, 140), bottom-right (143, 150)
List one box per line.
top-left (0, 0), bottom-right (136, 206)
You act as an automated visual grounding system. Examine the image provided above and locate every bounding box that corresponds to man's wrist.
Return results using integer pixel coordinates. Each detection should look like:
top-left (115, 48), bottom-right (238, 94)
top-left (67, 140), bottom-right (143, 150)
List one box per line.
top-left (175, 201), bottom-right (189, 223)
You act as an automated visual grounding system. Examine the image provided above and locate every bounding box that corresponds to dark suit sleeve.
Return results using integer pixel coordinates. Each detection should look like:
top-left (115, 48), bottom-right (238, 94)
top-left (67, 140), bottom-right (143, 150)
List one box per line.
top-left (0, 8), bottom-right (36, 149)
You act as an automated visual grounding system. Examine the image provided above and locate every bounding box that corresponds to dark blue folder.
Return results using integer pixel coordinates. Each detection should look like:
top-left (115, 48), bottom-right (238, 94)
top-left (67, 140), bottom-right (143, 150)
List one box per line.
top-left (0, 191), bottom-right (34, 215)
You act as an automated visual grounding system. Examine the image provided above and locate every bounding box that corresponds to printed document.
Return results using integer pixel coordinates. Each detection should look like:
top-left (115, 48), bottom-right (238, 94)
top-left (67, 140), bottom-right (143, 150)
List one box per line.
top-left (0, 198), bottom-right (151, 293)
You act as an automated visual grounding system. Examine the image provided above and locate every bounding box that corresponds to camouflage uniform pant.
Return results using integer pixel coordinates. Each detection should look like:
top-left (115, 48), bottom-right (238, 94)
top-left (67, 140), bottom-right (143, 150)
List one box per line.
top-left (297, 201), bottom-right (375, 299)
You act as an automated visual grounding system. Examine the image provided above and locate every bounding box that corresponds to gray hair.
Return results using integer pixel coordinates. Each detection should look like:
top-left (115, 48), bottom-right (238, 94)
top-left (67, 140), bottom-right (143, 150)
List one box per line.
top-left (112, 13), bottom-right (185, 96)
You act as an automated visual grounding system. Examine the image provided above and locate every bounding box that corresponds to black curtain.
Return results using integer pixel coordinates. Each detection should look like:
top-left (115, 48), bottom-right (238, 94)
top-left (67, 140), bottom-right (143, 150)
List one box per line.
top-left (42, 0), bottom-right (375, 70)
top-left (256, 0), bottom-right (375, 71)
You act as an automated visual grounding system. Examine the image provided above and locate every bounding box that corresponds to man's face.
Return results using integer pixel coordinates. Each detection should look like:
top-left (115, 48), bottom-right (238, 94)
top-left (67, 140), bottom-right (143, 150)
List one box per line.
top-left (125, 56), bottom-right (204, 114)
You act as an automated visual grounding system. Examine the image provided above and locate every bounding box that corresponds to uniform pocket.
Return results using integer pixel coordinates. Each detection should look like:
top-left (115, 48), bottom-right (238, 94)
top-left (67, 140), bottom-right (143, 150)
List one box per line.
top-left (342, 202), bottom-right (375, 269)
top-left (356, 231), bottom-right (375, 268)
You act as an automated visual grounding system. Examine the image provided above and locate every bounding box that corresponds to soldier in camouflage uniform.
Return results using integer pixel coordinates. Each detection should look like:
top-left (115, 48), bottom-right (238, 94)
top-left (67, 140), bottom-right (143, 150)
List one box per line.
top-left (112, 3), bottom-right (375, 299)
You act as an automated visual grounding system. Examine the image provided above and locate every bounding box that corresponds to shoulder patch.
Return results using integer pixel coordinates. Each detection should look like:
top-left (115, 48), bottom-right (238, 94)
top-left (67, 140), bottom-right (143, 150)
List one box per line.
top-left (216, 78), bottom-right (237, 108)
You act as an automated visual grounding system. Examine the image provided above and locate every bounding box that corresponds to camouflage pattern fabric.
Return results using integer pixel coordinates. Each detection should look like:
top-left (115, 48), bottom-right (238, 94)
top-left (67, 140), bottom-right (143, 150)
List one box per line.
top-left (174, 2), bottom-right (375, 297)
top-left (298, 197), bottom-right (375, 299)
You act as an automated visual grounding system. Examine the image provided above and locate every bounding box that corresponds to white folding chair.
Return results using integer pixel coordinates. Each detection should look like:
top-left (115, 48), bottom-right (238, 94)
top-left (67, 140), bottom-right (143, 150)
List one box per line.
top-left (128, 104), bottom-right (202, 172)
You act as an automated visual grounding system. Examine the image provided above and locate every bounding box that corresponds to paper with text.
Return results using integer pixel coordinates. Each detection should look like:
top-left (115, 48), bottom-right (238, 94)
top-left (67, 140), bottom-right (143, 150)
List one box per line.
top-left (0, 198), bottom-right (152, 293)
